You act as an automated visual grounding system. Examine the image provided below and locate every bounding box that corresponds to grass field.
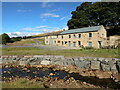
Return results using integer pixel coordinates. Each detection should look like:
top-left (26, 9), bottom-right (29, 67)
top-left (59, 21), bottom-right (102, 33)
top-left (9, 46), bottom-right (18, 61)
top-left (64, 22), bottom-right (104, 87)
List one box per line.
top-left (2, 78), bottom-right (44, 88)
top-left (1, 47), bottom-right (119, 58)
top-left (7, 39), bottom-right (36, 46)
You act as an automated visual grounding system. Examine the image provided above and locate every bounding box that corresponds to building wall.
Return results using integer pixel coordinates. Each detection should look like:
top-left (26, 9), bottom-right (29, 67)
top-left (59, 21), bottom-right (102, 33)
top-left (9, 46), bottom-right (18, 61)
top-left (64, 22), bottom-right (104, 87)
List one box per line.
top-left (45, 27), bottom-right (107, 48)
top-left (108, 36), bottom-right (120, 47)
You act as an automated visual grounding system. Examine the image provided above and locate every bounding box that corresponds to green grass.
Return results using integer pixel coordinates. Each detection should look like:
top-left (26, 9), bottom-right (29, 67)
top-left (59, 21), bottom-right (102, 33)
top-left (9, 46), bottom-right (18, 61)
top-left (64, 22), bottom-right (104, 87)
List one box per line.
top-left (1, 47), bottom-right (119, 58)
top-left (2, 78), bottom-right (44, 88)
top-left (7, 39), bottom-right (36, 46)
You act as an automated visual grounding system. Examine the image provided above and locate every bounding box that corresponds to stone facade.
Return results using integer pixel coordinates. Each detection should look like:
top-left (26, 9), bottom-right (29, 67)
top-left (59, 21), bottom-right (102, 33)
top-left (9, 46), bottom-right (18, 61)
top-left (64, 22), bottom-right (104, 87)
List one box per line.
top-left (45, 26), bottom-right (107, 48)
top-left (1, 55), bottom-right (120, 72)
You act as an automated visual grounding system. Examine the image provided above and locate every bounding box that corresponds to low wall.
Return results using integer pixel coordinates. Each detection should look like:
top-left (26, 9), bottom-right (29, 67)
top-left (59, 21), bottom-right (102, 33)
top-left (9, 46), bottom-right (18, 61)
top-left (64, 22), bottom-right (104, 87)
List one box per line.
top-left (1, 55), bottom-right (120, 72)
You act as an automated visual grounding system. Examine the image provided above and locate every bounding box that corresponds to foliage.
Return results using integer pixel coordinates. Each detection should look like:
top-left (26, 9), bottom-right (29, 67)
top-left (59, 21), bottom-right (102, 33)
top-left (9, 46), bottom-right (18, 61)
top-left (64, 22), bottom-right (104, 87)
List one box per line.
top-left (0, 33), bottom-right (11, 44)
top-left (83, 46), bottom-right (94, 49)
top-left (10, 37), bottom-right (22, 43)
top-left (67, 2), bottom-right (120, 35)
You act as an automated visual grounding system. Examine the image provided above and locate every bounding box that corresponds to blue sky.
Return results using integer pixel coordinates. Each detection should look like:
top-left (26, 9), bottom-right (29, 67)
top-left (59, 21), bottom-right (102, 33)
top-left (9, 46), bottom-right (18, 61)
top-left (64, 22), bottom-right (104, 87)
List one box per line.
top-left (2, 2), bottom-right (84, 36)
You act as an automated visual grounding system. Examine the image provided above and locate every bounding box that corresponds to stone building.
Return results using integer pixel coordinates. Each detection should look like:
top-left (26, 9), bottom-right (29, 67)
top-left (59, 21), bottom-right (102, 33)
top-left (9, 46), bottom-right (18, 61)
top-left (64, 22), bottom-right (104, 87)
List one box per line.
top-left (45, 25), bottom-right (108, 48)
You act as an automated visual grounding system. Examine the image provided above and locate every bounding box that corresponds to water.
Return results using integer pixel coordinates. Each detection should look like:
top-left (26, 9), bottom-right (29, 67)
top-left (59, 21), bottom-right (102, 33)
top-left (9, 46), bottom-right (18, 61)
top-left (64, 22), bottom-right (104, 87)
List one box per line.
top-left (2, 67), bottom-right (70, 79)
top-left (1, 67), bottom-right (120, 89)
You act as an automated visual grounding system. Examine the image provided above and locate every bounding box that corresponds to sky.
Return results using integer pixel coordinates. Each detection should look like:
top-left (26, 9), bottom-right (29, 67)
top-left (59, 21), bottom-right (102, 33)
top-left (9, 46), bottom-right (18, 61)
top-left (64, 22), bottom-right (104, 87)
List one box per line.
top-left (3, 2), bottom-right (104, 37)
top-left (2, 2), bottom-right (86, 37)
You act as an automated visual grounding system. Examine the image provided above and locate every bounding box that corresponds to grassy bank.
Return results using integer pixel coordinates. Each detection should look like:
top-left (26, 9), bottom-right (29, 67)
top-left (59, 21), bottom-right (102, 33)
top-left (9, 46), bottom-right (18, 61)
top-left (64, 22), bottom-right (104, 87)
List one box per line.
top-left (1, 47), bottom-right (119, 58)
top-left (2, 78), bottom-right (44, 88)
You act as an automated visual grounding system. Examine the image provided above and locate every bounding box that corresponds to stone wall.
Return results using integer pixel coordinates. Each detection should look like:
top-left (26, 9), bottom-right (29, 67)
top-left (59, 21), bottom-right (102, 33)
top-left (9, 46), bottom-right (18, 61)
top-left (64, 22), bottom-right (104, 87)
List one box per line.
top-left (1, 55), bottom-right (120, 72)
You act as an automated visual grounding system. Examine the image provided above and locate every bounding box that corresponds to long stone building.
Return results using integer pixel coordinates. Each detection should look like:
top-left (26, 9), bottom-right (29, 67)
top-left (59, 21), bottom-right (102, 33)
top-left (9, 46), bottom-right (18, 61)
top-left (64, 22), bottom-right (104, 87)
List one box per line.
top-left (45, 25), bottom-right (117, 48)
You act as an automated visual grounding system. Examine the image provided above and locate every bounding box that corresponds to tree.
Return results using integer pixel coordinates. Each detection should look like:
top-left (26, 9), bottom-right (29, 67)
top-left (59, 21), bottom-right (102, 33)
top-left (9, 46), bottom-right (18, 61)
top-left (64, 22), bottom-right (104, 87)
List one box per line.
top-left (67, 2), bottom-right (120, 30)
top-left (67, 2), bottom-right (92, 29)
top-left (0, 33), bottom-right (11, 45)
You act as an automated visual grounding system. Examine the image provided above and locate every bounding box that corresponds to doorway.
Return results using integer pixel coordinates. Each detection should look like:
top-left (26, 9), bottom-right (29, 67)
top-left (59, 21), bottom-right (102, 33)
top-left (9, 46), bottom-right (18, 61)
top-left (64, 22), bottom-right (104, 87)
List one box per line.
top-left (98, 41), bottom-right (102, 48)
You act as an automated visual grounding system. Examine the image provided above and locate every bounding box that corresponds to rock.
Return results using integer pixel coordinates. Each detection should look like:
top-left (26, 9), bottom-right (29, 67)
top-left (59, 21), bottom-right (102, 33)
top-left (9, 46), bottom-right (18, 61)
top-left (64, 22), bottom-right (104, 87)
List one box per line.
top-left (52, 61), bottom-right (64, 65)
top-left (41, 60), bottom-right (51, 65)
top-left (100, 63), bottom-right (110, 71)
top-left (33, 55), bottom-right (44, 58)
top-left (26, 70), bottom-right (30, 72)
top-left (79, 57), bottom-right (84, 61)
top-left (5, 65), bottom-right (9, 68)
top-left (75, 60), bottom-right (90, 69)
top-left (22, 68), bottom-right (27, 71)
top-left (3, 71), bottom-right (7, 73)
top-left (98, 58), bottom-right (105, 61)
top-left (108, 61), bottom-right (117, 72)
top-left (66, 60), bottom-right (74, 66)
top-left (91, 61), bottom-right (100, 70)
top-left (8, 71), bottom-right (11, 74)
top-left (49, 73), bottom-right (54, 76)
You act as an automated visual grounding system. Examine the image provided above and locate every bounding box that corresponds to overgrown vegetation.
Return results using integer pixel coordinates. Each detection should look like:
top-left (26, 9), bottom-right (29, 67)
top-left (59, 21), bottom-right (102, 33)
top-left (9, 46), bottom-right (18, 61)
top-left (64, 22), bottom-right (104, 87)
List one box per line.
top-left (1, 47), bottom-right (119, 58)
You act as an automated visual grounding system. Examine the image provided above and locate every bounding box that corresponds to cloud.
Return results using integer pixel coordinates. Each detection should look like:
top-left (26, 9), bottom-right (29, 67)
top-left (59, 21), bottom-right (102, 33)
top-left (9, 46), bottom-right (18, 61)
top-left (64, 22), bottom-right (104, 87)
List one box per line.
top-left (49, 8), bottom-right (60, 12)
top-left (7, 32), bottom-right (40, 38)
top-left (41, 2), bottom-right (52, 8)
top-left (40, 13), bottom-right (60, 18)
top-left (60, 17), bottom-right (68, 20)
top-left (20, 27), bottom-right (42, 32)
top-left (17, 9), bottom-right (32, 12)
top-left (35, 25), bottom-right (47, 28)
top-left (19, 25), bottom-right (68, 34)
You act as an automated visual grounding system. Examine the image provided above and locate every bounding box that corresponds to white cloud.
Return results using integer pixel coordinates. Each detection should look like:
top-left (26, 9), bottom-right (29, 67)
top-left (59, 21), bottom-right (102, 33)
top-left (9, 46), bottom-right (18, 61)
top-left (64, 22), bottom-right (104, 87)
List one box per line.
top-left (40, 13), bottom-right (60, 18)
top-left (41, 2), bottom-right (52, 8)
top-left (20, 27), bottom-right (37, 31)
top-left (7, 32), bottom-right (40, 38)
top-left (60, 17), bottom-right (68, 20)
top-left (35, 25), bottom-right (47, 28)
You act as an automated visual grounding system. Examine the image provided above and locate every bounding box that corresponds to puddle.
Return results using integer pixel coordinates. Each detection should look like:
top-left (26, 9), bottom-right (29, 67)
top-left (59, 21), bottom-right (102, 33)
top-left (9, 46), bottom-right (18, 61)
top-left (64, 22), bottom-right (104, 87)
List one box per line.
top-left (1, 67), bottom-right (120, 89)
top-left (2, 67), bottom-right (70, 79)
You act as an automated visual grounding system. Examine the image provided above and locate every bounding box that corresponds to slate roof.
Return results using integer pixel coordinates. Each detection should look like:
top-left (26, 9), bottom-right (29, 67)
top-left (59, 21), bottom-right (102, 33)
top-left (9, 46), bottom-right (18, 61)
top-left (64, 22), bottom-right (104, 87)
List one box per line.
top-left (59, 25), bottom-right (103, 35)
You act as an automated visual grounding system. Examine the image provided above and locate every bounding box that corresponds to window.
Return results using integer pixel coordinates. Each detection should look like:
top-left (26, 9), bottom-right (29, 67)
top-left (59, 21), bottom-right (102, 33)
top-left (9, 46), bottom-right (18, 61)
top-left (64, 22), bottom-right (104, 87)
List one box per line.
top-left (78, 34), bottom-right (81, 38)
top-left (62, 35), bottom-right (63, 39)
top-left (65, 41), bottom-right (67, 44)
top-left (68, 41), bottom-right (71, 46)
top-left (46, 36), bottom-right (48, 39)
top-left (88, 42), bottom-right (92, 47)
top-left (69, 35), bottom-right (71, 38)
top-left (57, 35), bottom-right (58, 38)
top-left (73, 42), bottom-right (76, 47)
top-left (58, 41), bottom-right (60, 43)
top-left (46, 41), bottom-right (48, 43)
top-left (89, 33), bottom-right (92, 37)
top-left (73, 34), bottom-right (76, 38)
top-left (78, 41), bottom-right (81, 46)
top-left (54, 40), bottom-right (56, 43)
top-left (102, 34), bottom-right (104, 37)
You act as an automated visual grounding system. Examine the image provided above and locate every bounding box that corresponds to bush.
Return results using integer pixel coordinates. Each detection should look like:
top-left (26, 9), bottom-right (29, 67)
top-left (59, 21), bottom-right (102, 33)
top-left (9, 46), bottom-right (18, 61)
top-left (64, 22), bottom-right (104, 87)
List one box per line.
top-left (0, 33), bottom-right (11, 45)
top-left (83, 46), bottom-right (94, 49)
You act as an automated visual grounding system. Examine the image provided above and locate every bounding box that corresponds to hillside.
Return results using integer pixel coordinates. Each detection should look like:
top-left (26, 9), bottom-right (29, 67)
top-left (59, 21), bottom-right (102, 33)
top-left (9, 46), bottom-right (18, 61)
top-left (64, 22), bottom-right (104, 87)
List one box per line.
top-left (30, 30), bottom-right (64, 38)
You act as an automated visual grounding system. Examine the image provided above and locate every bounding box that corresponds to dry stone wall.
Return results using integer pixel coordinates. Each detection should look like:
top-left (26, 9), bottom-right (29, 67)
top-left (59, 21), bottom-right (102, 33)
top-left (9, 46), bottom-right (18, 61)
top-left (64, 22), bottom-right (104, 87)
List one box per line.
top-left (1, 55), bottom-right (120, 72)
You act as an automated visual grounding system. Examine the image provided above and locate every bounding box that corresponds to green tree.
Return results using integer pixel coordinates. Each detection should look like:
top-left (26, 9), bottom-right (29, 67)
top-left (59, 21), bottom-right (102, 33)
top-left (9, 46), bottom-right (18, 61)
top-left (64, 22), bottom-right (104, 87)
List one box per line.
top-left (0, 33), bottom-right (11, 45)
top-left (67, 2), bottom-right (120, 30)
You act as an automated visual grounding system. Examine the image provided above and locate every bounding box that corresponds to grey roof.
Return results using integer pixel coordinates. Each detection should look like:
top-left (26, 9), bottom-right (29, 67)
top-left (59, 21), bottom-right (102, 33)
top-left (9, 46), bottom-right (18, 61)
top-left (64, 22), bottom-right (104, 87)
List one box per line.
top-left (60, 25), bottom-right (103, 35)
